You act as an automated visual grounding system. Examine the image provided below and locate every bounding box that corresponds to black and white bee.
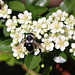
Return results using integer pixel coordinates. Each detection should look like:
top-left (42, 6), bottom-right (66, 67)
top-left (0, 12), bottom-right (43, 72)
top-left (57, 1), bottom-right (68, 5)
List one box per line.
top-left (16, 33), bottom-right (43, 53)
top-left (24, 33), bottom-right (36, 52)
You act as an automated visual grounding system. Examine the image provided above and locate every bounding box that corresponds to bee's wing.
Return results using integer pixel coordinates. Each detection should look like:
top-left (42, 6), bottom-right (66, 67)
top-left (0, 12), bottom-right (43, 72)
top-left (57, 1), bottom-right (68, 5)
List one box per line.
top-left (16, 40), bottom-right (26, 49)
top-left (34, 40), bottom-right (43, 49)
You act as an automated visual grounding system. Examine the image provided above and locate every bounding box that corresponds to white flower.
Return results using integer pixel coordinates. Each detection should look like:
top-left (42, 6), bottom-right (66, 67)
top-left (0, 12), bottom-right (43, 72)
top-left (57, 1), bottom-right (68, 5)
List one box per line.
top-left (51, 10), bottom-right (68, 21)
top-left (37, 35), bottom-right (42, 39)
top-left (42, 24), bottom-right (47, 28)
top-left (6, 18), bottom-right (17, 32)
top-left (62, 25), bottom-right (73, 40)
top-left (55, 35), bottom-right (69, 51)
top-left (18, 10), bottom-right (32, 24)
top-left (50, 21), bottom-right (63, 33)
top-left (11, 43), bottom-right (15, 47)
top-left (19, 53), bottom-right (25, 58)
top-left (46, 43), bottom-right (54, 51)
top-left (73, 51), bottom-right (75, 56)
top-left (0, 4), bottom-right (12, 18)
top-left (12, 39), bottom-right (18, 44)
top-left (13, 52), bottom-right (18, 57)
top-left (44, 33), bottom-right (48, 38)
top-left (70, 43), bottom-right (75, 56)
top-left (65, 15), bottom-right (75, 27)
top-left (21, 21), bottom-right (33, 33)
top-left (10, 28), bottom-right (25, 43)
top-left (41, 38), bottom-right (54, 52)
top-left (69, 49), bottom-right (73, 53)
top-left (34, 49), bottom-right (40, 55)
top-left (48, 16), bottom-right (53, 22)
top-left (12, 43), bottom-right (26, 59)
top-left (71, 43), bottom-right (75, 49)
top-left (73, 35), bottom-right (75, 40)
top-left (32, 17), bottom-right (49, 37)
top-left (73, 31), bottom-right (75, 40)
top-left (53, 56), bottom-right (67, 63)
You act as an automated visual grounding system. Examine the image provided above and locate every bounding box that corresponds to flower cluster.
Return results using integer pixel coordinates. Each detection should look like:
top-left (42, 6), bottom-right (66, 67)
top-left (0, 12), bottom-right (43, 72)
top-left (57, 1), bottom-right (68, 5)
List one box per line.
top-left (32, 17), bottom-right (50, 39)
top-left (0, 0), bottom-right (75, 62)
top-left (6, 16), bottom-right (18, 32)
top-left (40, 10), bottom-right (75, 53)
top-left (6, 10), bottom-right (75, 59)
top-left (9, 10), bottom-right (75, 59)
top-left (0, 0), bottom-right (12, 18)
top-left (18, 10), bottom-right (32, 24)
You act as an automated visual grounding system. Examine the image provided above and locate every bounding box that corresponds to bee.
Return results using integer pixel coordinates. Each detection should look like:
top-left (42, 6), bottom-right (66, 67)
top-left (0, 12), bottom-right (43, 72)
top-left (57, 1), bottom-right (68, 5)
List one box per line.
top-left (24, 33), bottom-right (35, 52)
top-left (16, 33), bottom-right (43, 53)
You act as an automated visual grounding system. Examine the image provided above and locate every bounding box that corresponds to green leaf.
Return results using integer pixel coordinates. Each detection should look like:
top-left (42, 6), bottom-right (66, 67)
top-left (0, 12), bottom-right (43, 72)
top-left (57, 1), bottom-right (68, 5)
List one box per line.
top-left (34, 65), bottom-right (40, 73)
top-left (35, 0), bottom-right (49, 7)
top-left (3, 26), bottom-right (10, 37)
top-left (0, 39), bottom-right (12, 52)
top-left (25, 54), bottom-right (41, 69)
top-left (25, 0), bottom-right (36, 6)
top-left (28, 6), bottom-right (47, 16)
top-left (70, 11), bottom-right (75, 17)
top-left (71, 54), bottom-right (75, 60)
top-left (60, 0), bottom-right (75, 13)
top-left (9, 1), bottom-right (25, 12)
top-left (0, 20), bottom-right (4, 28)
top-left (60, 52), bottom-right (67, 60)
top-left (0, 52), bottom-right (10, 61)
top-left (6, 57), bottom-right (15, 66)
top-left (5, 0), bottom-right (21, 4)
top-left (45, 8), bottom-right (58, 18)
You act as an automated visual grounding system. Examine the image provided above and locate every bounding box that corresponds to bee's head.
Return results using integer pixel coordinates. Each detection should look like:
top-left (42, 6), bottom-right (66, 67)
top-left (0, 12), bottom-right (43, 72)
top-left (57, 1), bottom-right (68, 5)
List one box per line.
top-left (26, 33), bottom-right (34, 40)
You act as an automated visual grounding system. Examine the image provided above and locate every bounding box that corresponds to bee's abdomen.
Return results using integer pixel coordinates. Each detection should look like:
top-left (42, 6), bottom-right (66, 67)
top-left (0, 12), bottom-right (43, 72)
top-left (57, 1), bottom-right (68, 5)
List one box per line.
top-left (25, 43), bottom-right (34, 52)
